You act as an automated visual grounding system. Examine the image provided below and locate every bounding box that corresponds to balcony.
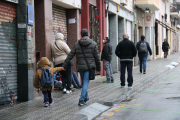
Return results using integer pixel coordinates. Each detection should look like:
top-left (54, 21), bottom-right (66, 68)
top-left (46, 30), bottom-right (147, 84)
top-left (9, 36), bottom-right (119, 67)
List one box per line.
top-left (52, 0), bottom-right (81, 9)
top-left (135, 0), bottom-right (160, 10)
top-left (177, 0), bottom-right (180, 5)
top-left (170, 12), bottom-right (180, 18)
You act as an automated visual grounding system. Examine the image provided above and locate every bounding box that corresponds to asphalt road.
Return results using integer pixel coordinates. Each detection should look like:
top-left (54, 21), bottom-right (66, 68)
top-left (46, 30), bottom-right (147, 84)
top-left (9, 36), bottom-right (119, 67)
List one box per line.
top-left (95, 64), bottom-right (180, 120)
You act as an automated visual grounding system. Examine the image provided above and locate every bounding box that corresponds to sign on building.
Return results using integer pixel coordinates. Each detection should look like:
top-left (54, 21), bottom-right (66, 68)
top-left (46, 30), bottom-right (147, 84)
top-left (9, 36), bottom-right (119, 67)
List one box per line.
top-left (6, 0), bottom-right (18, 3)
top-left (28, 4), bottom-right (34, 26)
top-left (144, 13), bottom-right (154, 27)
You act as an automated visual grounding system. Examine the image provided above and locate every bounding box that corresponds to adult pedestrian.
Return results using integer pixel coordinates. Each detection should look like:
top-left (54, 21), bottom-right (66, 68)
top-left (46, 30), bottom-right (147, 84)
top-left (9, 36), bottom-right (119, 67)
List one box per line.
top-left (162, 38), bottom-right (170, 58)
top-left (101, 37), bottom-right (114, 83)
top-left (136, 35), bottom-right (152, 74)
top-left (51, 33), bottom-right (72, 94)
top-left (115, 33), bottom-right (137, 88)
top-left (63, 29), bottom-right (100, 106)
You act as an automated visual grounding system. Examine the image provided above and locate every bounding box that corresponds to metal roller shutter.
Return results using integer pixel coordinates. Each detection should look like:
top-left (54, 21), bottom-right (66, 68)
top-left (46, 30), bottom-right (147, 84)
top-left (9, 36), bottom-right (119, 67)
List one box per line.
top-left (52, 4), bottom-right (67, 42)
top-left (126, 20), bottom-right (132, 40)
top-left (0, 1), bottom-right (17, 104)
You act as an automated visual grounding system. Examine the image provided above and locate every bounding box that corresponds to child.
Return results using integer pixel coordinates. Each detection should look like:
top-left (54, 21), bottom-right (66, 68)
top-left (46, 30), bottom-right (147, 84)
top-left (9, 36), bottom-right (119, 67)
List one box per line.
top-left (34, 57), bottom-right (64, 107)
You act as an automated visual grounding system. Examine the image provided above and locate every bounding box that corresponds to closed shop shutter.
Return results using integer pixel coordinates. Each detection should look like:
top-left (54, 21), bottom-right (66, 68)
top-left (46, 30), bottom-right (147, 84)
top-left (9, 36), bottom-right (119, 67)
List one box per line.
top-left (126, 20), bottom-right (132, 40)
top-left (0, 1), bottom-right (17, 104)
top-left (52, 4), bottom-right (67, 42)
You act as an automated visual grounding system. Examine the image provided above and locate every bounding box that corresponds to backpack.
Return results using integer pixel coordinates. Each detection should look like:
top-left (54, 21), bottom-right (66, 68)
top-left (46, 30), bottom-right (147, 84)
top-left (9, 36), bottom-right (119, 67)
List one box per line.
top-left (39, 67), bottom-right (53, 87)
top-left (138, 41), bottom-right (147, 53)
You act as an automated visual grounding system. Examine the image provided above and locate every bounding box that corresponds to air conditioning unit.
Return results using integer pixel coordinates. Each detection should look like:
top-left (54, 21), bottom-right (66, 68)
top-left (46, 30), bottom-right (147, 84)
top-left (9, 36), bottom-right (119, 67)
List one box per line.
top-left (120, 0), bottom-right (127, 6)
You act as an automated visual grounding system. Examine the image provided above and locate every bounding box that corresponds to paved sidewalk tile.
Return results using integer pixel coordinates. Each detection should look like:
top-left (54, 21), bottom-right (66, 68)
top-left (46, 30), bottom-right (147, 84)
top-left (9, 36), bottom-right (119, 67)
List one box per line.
top-left (0, 53), bottom-right (180, 120)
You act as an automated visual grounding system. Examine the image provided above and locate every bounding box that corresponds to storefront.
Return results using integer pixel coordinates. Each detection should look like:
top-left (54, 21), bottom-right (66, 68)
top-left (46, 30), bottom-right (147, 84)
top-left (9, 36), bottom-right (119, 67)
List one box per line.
top-left (0, 1), bottom-right (17, 104)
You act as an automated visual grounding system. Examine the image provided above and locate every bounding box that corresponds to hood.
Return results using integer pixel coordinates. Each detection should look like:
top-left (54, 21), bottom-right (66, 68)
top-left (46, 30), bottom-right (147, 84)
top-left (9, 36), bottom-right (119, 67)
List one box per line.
top-left (78, 36), bottom-right (92, 46)
top-left (38, 57), bottom-right (51, 68)
top-left (55, 33), bottom-right (64, 41)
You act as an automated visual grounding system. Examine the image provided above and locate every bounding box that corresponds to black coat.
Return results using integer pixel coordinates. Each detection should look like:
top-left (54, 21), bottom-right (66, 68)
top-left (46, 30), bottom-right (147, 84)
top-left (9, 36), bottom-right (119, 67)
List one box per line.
top-left (62, 36), bottom-right (101, 72)
top-left (115, 39), bottom-right (137, 59)
top-left (162, 42), bottom-right (169, 52)
top-left (101, 42), bottom-right (112, 62)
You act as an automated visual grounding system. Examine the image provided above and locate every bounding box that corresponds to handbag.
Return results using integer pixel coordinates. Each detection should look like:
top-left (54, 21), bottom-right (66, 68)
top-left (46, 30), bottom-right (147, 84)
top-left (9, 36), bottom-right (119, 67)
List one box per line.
top-left (79, 43), bottom-right (95, 80)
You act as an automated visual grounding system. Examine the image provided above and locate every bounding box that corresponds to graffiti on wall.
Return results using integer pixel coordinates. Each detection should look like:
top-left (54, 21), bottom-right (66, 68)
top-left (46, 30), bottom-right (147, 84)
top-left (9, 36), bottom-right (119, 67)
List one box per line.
top-left (0, 2), bottom-right (17, 104)
top-left (52, 5), bottom-right (67, 42)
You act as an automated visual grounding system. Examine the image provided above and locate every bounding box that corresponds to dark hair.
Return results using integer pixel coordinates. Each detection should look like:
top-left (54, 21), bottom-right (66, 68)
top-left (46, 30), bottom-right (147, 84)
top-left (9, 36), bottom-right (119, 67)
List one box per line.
top-left (81, 28), bottom-right (89, 37)
top-left (141, 35), bottom-right (145, 40)
top-left (105, 37), bottom-right (110, 42)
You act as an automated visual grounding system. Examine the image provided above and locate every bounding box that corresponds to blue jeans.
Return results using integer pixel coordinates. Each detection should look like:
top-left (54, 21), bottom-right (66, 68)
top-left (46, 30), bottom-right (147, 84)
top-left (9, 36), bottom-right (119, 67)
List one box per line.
top-left (79, 71), bottom-right (89, 101)
top-left (72, 72), bottom-right (81, 87)
top-left (139, 56), bottom-right (147, 71)
top-left (43, 90), bottom-right (53, 103)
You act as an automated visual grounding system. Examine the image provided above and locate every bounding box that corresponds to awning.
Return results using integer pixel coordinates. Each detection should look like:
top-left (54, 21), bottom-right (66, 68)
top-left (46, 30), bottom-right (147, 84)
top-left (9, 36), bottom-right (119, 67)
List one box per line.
top-left (155, 19), bottom-right (177, 33)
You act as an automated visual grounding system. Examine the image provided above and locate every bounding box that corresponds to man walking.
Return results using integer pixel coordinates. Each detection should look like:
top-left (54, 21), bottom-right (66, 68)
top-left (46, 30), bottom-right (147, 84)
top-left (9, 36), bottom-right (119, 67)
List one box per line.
top-left (136, 35), bottom-right (152, 74)
top-left (115, 33), bottom-right (137, 88)
top-left (162, 38), bottom-right (170, 58)
top-left (101, 37), bottom-right (114, 83)
top-left (63, 29), bottom-right (100, 106)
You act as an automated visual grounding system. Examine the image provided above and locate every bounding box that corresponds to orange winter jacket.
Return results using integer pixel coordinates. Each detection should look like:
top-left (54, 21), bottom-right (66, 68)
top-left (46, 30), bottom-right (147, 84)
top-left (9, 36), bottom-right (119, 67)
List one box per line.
top-left (34, 57), bottom-right (63, 91)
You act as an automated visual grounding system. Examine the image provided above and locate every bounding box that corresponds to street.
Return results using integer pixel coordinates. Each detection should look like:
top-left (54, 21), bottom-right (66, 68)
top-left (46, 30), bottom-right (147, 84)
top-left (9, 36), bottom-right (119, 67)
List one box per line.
top-left (95, 60), bottom-right (180, 120)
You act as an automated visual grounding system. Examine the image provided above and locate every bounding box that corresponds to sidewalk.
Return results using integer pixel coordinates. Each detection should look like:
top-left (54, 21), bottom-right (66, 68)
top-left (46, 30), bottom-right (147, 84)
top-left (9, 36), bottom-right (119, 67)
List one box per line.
top-left (0, 53), bottom-right (180, 120)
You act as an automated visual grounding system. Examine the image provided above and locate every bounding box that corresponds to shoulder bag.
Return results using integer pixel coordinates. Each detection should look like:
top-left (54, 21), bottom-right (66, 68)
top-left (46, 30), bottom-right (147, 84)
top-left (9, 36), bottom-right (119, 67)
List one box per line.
top-left (79, 43), bottom-right (95, 80)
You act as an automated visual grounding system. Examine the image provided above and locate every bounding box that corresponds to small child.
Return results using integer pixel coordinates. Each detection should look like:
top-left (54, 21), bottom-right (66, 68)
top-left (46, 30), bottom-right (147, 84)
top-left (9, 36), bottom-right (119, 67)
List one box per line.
top-left (34, 57), bottom-right (64, 107)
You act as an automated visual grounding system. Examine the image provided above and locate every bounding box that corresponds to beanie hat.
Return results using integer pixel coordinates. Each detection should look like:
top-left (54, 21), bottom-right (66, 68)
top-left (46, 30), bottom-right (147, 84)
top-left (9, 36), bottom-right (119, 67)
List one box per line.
top-left (81, 29), bottom-right (89, 37)
top-left (55, 33), bottom-right (64, 41)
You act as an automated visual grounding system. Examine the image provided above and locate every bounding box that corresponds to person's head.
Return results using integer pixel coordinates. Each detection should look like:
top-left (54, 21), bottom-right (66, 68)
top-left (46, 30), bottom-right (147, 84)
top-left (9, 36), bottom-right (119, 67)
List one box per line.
top-left (81, 29), bottom-right (89, 37)
top-left (123, 33), bottom-right (129, 39)
top-left (164, 38), bottom-right (167, 42)
top-left (103, 37), bottom-right (110, 43)
top-left (141, 35), bottom-right (145, 40)
top-left (55, 33), bottom-right (64, 41)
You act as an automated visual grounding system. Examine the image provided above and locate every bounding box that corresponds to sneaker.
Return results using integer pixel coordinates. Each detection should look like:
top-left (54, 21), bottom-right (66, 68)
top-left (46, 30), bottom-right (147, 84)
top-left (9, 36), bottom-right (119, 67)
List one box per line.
top-left (63, 88), bottom-right (66, 93)
top-left (78, 85), bottom-right (82, 88)
top-left (44, 102), bottom-right (49, 107)
top-left (49, 100), bottom-right (54, 106)
top-left (84, 98), bottom-right (89, 103)
top-left (78, 99), bottom-right (87, 106)
top-left (143, 70), bottom-right (146, 74)
top-left (66, 90), bottom-right (72, 94)
top-left (103, 80), bottom-right (111, 83)
top-left (140, 70), bottom-right (142, 73)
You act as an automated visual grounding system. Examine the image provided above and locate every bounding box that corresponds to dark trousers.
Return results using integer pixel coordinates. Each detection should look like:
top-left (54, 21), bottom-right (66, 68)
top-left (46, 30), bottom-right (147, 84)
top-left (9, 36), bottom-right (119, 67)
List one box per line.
top-left (120, 61), bottom-right (133, 86)
top-left (43, 90), bottom-right (53, 103)
top-left (55, 62), bottom-right (72, 90)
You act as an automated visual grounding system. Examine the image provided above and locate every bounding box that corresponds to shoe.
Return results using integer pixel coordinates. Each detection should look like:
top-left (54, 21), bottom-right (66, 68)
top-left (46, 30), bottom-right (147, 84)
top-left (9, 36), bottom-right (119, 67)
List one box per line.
top-left (78, 85), bottom-right (82, 88)
top-left (66, 90), bottom-right (72, 94)
top-left (74, 86), bottom-right (81, 89)
top-left (103, 80), bottom-right (111, 83)
top-left (78, 99), bottom-right (87, 106)
top-left (143, 70), bottom-right (146, 74)
top-left (128, 86), bottom-right (133, 88)
top-left (71, 88), bottom-right (76, 91)
top-left (111, 79), bottom-right (114, 83)
top-left (140, 70), bottom-right (142, 73)
top-left (44, 102), bottom-right (49, 107)
top-left (49, 100), bottom-right (54, 106)
top-left (63, 88), bottom-right (66, 93)
top-left (121, 86), bottom-right (125, 88)
top-left (84, 98), bottom-right (89, 103)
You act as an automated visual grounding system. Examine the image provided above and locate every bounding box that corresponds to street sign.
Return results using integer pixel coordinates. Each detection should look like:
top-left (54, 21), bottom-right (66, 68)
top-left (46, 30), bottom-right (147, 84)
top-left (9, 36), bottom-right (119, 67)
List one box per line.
top-left (28, 4), bottom-right (34, 26)
top-left (6, 0), bottom-right (18, 4)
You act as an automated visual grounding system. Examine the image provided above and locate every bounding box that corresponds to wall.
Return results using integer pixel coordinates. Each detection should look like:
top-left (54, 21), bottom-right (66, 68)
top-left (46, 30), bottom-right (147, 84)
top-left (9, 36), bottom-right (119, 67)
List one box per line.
top-left (52, 0), bottom-right (81, 9)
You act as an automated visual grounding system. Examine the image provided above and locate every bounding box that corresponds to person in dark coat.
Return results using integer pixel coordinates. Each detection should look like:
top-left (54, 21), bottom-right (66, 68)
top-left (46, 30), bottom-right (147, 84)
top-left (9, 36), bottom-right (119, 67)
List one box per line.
top-left (63, 29), bottom-right (100, 106)
top-left (162, 39), bottom-right (170, 58)
top-left (115, 33), bottom-right (137, 88)
top-left (136, 35), bottom-right (152, 74)
top-left (101, 37), bottom-right (114, 83)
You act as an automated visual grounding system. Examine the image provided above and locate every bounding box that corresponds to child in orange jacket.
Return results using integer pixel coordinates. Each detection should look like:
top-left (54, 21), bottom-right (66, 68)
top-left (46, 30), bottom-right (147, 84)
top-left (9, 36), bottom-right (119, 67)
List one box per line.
top-left (34, 57), bottom-right (64, 107)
